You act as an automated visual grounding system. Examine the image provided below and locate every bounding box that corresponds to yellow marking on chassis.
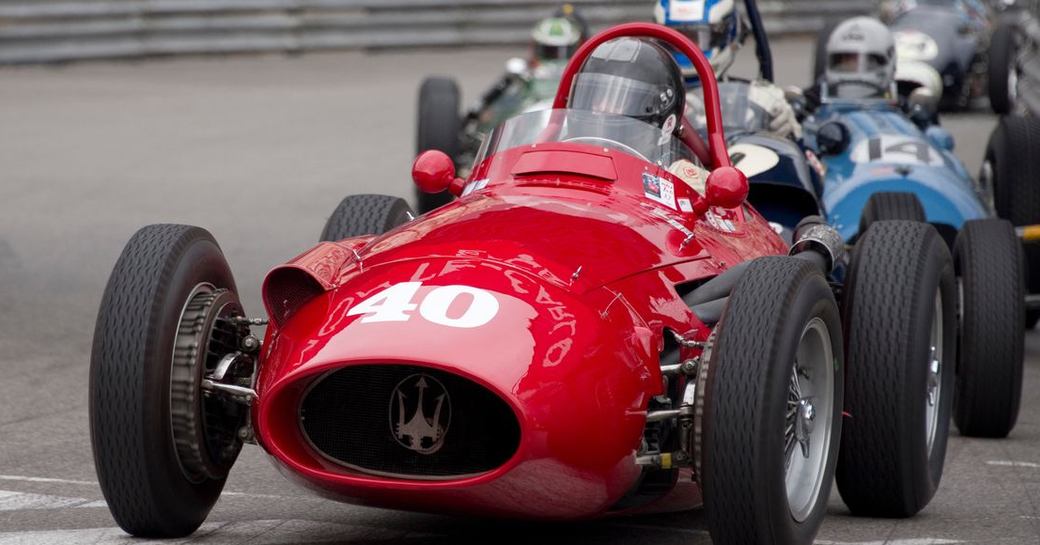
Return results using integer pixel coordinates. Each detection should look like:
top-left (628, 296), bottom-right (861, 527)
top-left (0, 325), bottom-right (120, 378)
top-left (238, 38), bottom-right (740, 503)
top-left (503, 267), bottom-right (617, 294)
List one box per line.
top-left (1016, 225), bottom-right (1040, 242)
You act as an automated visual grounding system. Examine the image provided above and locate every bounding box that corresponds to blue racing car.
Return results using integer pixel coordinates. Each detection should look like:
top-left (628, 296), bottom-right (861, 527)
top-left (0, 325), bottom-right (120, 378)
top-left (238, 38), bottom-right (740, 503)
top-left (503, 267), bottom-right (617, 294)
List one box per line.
top-left (791, 16), bottom-right (1034, 439)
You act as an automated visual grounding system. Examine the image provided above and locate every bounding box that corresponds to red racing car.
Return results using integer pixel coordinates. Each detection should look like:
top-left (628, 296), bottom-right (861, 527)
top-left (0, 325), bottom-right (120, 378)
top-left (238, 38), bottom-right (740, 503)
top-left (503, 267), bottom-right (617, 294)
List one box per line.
top-left (90, 23), bottom-right (956, 545)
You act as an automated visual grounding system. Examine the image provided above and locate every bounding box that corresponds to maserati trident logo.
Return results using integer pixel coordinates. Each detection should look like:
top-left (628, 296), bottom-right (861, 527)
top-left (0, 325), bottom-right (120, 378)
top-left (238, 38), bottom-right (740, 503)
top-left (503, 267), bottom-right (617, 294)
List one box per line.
top-left (389, 374), bottom-right (451, 454)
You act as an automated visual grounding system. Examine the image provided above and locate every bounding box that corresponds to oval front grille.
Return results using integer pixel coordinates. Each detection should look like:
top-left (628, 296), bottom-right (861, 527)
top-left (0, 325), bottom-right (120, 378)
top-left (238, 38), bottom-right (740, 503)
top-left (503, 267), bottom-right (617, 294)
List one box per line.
top-left (300, 365), bottom-right (520, 478)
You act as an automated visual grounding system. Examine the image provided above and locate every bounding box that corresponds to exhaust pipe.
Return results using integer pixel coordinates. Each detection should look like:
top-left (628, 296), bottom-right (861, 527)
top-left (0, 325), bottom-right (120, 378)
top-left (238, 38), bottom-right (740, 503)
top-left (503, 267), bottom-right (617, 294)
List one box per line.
top-left (789, 216), bottom-right (845, 275)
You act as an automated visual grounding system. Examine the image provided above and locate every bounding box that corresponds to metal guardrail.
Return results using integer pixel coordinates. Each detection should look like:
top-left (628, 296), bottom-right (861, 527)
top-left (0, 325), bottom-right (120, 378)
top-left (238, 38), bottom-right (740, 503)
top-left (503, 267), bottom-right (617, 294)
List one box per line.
top-left (0, 0), bottom-right (869, 64)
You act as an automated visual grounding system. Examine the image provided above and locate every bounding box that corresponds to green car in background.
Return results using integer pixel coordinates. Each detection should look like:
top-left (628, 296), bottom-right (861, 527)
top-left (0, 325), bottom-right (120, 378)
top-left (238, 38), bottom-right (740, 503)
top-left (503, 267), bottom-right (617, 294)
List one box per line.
top-left (415, 5), bottom-right (587, 212)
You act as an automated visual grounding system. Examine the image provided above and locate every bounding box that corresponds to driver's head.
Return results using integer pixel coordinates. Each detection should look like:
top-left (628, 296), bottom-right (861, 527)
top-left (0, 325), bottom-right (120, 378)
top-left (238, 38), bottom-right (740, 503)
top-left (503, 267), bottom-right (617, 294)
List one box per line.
top-left (531, 14), bottom-right (584, 62)
top-left (568, 37), bottom-right (685, 133)
top-left (654, 0), bottom-right (742, 80)
top-left (824, 17), bottom-right (896, 99)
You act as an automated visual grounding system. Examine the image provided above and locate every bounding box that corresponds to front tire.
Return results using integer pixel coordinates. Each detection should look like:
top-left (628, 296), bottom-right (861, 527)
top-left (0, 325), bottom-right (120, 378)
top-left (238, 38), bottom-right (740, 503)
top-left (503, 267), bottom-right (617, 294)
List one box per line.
top-left (986, 114), bottom-right (1040, 328)
top-left (320, 194), bottom-right (414, 242)
top-left (416, 76), bottom-right (462, 213)
top-left (90, 225), bottom-right (245, 537)
top-left (703, 257), bottom-right (843, 545)
top-left (988, 21), bottom-right (1017, 115)
top-left (837, 221), bottom-right (956, 517)
top-left (954, 219), bottom-right (1025, 437)
top-left (857, 192), bottom-right (926, 236)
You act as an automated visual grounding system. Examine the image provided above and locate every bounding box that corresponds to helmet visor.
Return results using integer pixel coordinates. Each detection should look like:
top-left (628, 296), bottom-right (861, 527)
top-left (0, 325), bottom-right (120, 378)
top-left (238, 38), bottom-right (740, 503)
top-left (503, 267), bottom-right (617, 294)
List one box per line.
top-left (535, 42), bottom-right (578, 61)
top-left (570, 72), bottom-right (674, 123)
top-left (828, 52), bottom-right (862, 73)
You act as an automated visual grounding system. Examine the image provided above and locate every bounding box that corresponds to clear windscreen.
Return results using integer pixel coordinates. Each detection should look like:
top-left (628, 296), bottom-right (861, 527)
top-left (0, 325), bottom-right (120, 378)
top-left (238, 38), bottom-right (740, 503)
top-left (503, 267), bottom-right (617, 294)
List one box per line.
top-left (685, 81), bottom-right (770, 136)
top-left (472, 108), bottom-right (701, 167)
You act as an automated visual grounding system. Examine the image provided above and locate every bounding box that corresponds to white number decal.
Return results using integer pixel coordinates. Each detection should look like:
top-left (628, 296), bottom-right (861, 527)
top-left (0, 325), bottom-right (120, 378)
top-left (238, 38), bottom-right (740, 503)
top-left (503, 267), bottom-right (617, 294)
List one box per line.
top-left (419, 285), bottom-right (500, 328)
top-left (347, 282), bottom-right (499, 328)
top-left (346, 282), bottom-right (421, 323)
top-left (849, 135), bottom-right (943, 167)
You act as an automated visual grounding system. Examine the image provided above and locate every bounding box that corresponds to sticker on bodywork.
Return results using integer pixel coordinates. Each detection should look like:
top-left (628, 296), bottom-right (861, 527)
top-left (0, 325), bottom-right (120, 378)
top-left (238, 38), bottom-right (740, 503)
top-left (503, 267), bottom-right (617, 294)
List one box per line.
top-left (704, 209), bottom-right (737, 233)
top-left (651, 208), bottom-right (696, 240)
top-left (347, 282), bottom-right (499, 328)
top-left (643, 173), bottom-right (677, 210)
top-left (849, 135), bottom-right (943, 167)
top-left (668, 0), bottom-right (706, 22)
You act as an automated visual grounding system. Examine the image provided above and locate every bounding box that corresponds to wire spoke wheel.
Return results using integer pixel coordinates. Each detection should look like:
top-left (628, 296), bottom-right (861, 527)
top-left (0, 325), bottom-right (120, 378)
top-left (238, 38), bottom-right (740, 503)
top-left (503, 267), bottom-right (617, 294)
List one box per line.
top-left (784, 317), bottom-right (835, 523)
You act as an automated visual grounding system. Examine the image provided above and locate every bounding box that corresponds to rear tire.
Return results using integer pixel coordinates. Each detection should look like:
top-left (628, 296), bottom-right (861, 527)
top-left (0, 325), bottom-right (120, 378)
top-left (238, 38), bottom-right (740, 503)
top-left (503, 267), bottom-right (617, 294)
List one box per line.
top-left (416, 76), bottom-right (462, 214)
top-left (703, 257), bottom-right (843, 545)
top-left (858, 192), bottom-right (926, 236)
top-left (320, 194), bottom-right (414, 242)
top-left (986, 114), bottom-right (1040, 327)
top-left (988, 21), bottom-right (1017, 115)
top-left (837, 221), bottom-right (956, 517)
top-left (953, 219), bottom-right (1025, 438)
top-left (90, 225), bottom-right (243, 537)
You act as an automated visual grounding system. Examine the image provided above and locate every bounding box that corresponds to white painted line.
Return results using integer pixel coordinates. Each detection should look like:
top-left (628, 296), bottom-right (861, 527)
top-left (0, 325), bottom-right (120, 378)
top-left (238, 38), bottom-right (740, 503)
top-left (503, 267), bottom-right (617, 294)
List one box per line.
top-left (0, 475), bottom-right (97, 486)
top-left (987, 460), bottom-right (1040, 469)
top-left (815, 536), bottom-right (960, 540)
top-left (0, 474), bottom-right (318, 502)
top-left (0, 490), bottom-right (92, 511)
top-left (74, 500), bottom-right (108, 509)
top-left (222, 491), bottom-right (315, 501)
top-left (0, 526), bottom-right (133, 545)
top-left (0, 519), bottom-right (407, 544)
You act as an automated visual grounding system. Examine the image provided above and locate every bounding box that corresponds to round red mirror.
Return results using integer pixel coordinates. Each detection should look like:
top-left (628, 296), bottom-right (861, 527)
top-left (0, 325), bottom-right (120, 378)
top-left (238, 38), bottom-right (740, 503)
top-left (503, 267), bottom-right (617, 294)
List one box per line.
top-left (705, 166), bottom-right (749, 209)
top-left (412, 150), bottom-right (458, 195)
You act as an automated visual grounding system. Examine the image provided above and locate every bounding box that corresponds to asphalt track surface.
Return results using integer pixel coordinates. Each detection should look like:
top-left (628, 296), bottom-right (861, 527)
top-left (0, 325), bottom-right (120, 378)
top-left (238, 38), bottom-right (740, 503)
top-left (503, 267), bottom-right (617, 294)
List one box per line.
top-left (1, 38), bottom-right (1038, 545)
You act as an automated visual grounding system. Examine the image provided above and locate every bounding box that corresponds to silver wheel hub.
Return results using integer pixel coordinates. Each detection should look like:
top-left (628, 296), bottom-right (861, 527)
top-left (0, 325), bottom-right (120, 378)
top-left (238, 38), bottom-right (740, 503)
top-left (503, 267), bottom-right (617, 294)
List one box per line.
top-left (927, 347), bottom-right (941, 407)
top-left (979, 160), bottom-right (996, 213)
top-left (925, 292), bottom-right (944, 454)
top-left (794, 398), bottom-right (815, 458)
top-left (784, 318), bottom-right (835, 523)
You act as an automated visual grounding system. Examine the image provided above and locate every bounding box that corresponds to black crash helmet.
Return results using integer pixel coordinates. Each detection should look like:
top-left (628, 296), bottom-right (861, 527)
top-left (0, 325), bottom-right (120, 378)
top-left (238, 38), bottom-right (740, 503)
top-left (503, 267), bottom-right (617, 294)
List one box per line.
top-left (568, 37), bottom-right (686, 132)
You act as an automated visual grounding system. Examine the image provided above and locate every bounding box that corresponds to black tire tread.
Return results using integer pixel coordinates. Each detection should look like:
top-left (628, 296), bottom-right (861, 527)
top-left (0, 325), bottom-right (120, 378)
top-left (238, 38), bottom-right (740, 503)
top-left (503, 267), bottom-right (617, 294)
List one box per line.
top-left (704, 257), bottom-right (841, 545)
top-left (858, 192), bottom-right (926, 236)
top-left (320, 194), bottom-right (414, 242)
top-left (415, 76), bottom-right (462, 213)
top-left (988, 114), bottom-right (1040, 321)
top-left (990, 114), bottom-right (1040, 226)
top-left (837, 220), bottom-right (955, 518)
top-left (988, 21), bottom-right (1016, 115)
top-left (954, 219), bottom-right (1024, 437)
top-left (90, 224), bottom-right (233, 537)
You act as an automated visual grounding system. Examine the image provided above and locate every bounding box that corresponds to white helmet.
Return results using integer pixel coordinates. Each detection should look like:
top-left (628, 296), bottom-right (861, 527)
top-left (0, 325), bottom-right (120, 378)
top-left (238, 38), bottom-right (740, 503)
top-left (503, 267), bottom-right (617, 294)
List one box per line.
top-left (654, 0), bottom-right (742, 79)
top-left (895, 59), bottom-right (944, 100)
top-left (824, 16), bottom-right (897, 99)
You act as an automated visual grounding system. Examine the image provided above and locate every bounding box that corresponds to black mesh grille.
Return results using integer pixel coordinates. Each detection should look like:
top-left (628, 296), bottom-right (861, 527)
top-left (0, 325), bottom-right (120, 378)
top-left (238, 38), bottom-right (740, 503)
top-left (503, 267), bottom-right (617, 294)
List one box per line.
top-left (300, 365), bottom-right (520, 478)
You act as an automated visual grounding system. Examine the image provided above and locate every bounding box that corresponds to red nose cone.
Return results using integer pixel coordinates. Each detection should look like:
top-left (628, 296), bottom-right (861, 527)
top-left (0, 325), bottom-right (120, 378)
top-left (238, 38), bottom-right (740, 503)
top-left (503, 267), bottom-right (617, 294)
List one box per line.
top-left (705, 166), bottom-right (749, 210)
top-left (412, 150), bottom-right (456, 194)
